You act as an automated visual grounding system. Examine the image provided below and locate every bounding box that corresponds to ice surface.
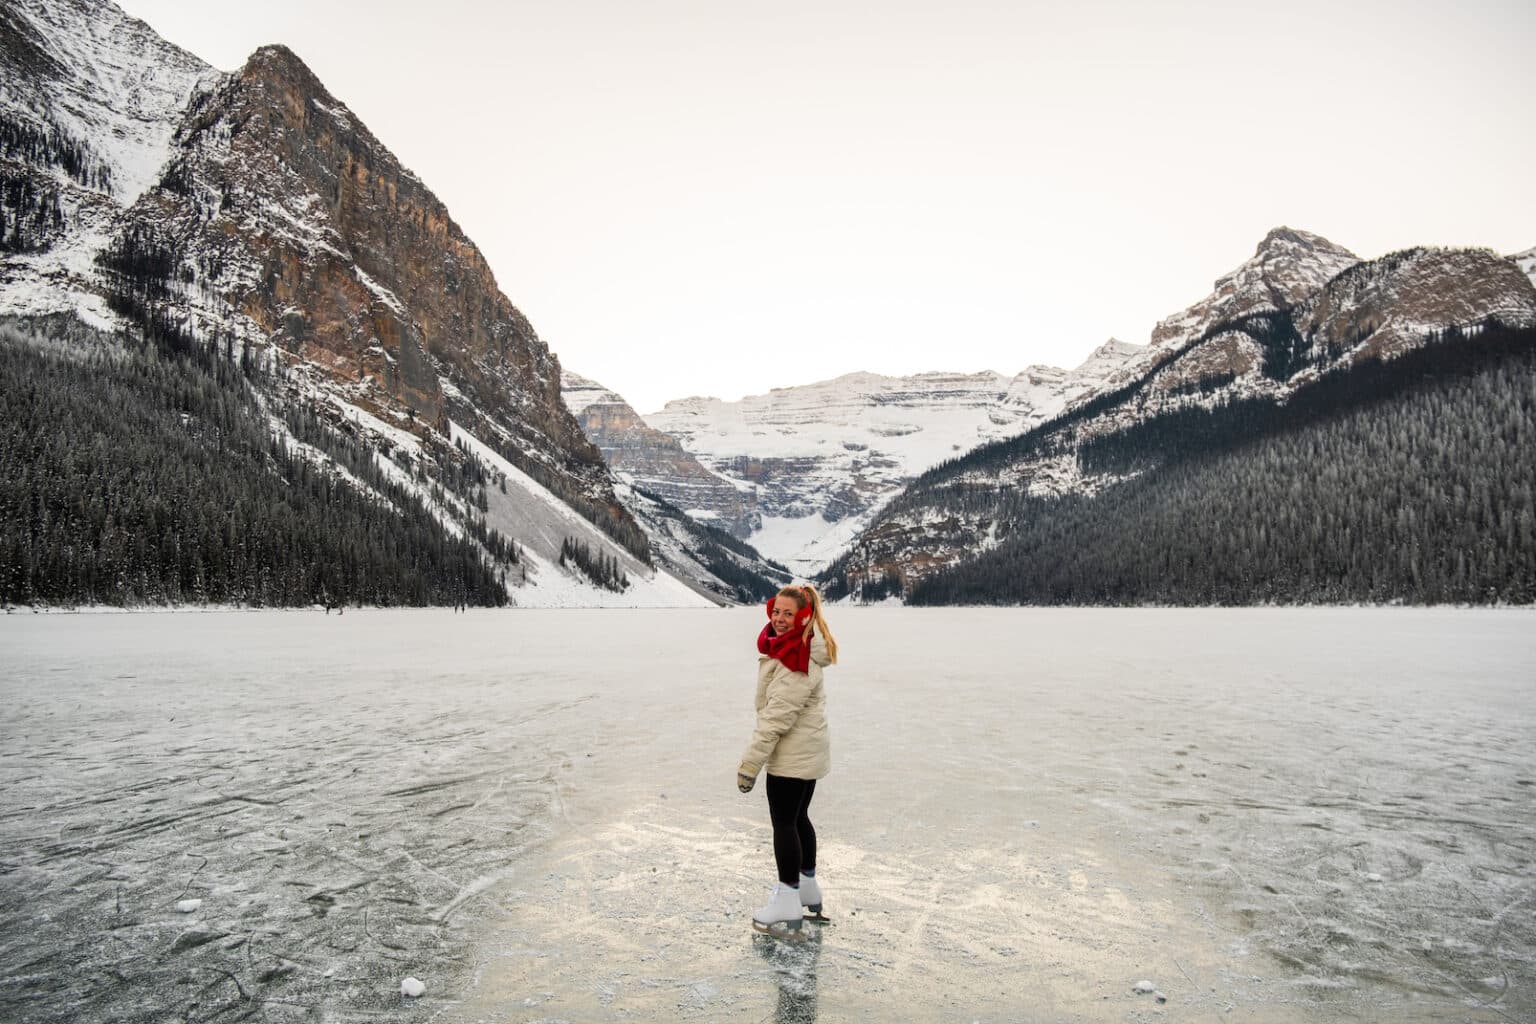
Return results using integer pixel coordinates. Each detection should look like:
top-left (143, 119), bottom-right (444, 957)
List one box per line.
top-left (1, 608), bottom-right (1532, 1023)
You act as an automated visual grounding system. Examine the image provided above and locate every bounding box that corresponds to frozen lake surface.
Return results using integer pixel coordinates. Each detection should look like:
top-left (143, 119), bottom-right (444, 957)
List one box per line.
top-left (1, 608), bottom-right (1532, 1023)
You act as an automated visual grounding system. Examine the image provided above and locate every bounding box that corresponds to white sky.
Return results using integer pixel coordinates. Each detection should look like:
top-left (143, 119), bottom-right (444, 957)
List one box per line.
top-left (116, 0), bottom-right (1534, 414)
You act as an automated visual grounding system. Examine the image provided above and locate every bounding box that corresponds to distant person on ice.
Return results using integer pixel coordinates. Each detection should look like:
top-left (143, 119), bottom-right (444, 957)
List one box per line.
top-left (738, 584), bottom-right (839, 935)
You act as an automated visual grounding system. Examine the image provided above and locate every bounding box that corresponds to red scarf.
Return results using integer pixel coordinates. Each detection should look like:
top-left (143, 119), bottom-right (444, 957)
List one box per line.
top-left (757, 599), bottom-right (814, 673)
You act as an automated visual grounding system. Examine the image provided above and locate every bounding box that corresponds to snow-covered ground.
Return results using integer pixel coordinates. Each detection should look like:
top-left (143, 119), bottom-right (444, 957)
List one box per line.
top-left (1, 608), bottom-right (1531, 1023)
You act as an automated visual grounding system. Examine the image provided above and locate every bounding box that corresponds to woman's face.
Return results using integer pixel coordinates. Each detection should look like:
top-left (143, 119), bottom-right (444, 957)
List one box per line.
top-left (770, 596), bottom-right (801, 635)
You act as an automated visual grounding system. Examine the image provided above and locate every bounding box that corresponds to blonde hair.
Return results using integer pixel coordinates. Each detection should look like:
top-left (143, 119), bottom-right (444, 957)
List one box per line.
top-left (778, 584), bottom-right (839, 665)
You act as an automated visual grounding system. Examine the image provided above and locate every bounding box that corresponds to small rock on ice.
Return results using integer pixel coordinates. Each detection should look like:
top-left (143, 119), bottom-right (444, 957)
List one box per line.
top-left (1132, 979), bottom-right (1157, 994)
top-left (1154, 990), bottom-right (1168, 1003)
top-left (401, 977), bottom-right (426, 998)
top-left (175, 899), bottom-right (202, 913)
top-left (1365, 872), bottom-right (1384, 883)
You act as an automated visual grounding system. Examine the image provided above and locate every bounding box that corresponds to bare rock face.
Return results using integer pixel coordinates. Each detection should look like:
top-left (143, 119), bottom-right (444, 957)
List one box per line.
top-left (563, 372), bottom-right (757, 537)
top-left (1296, 247), bottom-right (1536, 364)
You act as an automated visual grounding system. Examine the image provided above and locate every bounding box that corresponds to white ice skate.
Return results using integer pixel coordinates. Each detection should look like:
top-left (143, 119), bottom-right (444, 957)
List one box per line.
top-left (751, 882), bottom-right (805, 937)
top-left (799, 873), bottom-right (828, 924)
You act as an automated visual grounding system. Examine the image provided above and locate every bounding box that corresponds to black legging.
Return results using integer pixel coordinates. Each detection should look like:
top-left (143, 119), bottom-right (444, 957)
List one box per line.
top-left (765, 774), bottom-right (817, 886)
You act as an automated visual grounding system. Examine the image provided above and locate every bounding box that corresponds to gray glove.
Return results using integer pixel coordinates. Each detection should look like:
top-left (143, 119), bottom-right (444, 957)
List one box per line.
top-left (737, 773), bottom-right (755, 793)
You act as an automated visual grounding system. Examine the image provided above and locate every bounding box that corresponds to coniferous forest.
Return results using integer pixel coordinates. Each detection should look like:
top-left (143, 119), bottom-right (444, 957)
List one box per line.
top-left (559, 536), bottom-right (630, 592)
top-left (0, 318), bottom-right (511, 607)
top-left (907, 323), bottom-right (1536, 606)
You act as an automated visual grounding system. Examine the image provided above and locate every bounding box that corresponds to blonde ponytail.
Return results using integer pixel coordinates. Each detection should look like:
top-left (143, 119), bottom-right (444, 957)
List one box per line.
top-left (801, 584), bottom-right (838, 665)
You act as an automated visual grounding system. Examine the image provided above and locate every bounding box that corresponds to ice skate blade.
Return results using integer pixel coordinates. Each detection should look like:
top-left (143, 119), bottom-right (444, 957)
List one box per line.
top-left (803, 910), bottom-right (831, 925)
top-left (751, 918), bottom-right (807, 940)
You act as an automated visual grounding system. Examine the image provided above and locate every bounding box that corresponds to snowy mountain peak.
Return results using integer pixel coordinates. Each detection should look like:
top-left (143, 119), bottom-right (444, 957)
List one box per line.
top-left (2, 0), bottom-right (211, 203)
top-left (562, 370), bottom-right (628, 417)
top-left (1150, 227), bottom-right (1360, 353)
top-left (640, 352), bottom-right (1139, 573)
top-left (1074, 336), bottom-right (1147, 375)
top-left (0, 0), bottom-right (213, 323)
top-left (1256, 224), bottom-right (1345, 254)
top-left (1512, 245), bottom-right (1536, 288)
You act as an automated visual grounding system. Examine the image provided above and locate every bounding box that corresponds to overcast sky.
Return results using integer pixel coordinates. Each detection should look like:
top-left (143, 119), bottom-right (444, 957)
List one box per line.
top-left (117, 0), bottom-right (1534, 414)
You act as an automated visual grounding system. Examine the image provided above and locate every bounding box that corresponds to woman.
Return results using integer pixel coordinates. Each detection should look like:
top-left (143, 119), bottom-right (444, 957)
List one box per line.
top-left (737, 584), bottom-right (839, 934)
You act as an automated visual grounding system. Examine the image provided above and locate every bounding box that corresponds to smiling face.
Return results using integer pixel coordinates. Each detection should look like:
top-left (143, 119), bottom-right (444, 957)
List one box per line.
top-left (770, 596), bottom-right (801, 635)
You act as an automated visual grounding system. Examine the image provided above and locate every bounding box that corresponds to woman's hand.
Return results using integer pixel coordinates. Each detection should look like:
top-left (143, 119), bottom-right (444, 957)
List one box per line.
top-left (737, 773), bottom-right (755, 793)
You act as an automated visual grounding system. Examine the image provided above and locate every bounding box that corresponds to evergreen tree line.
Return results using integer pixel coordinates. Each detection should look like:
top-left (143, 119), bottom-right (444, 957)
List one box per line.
top-left (462, 413), bottom-right (653, 568)
top-left (571, 484), bottom-right (652, 567)
top-left (559, 537), bottom-right (629, 592)
top-left (0, 175), bottom-right (66, 253)
top-left (695, 531), bottom-right (786, 603)
top-left (282, 402), bottom-right (522, 575)
top-left (0, 114), bottom-right (113, 191)
top-left (0, 321), bottom-right (511, 607)
top-left (822, 556), bottom-right (902, 603)
top-left (95, 225), bottom-right (535, 596)
top-left (629, 485), bottom-right (789, 602)
top-left (906, 323), bottom-right (1536, 606)
top-left (1075, 319), bottom-right (1530, 478)
top-left (437, 440), bottom-right (521, 570)
top-left (97, 224), bottom-right (179, 304)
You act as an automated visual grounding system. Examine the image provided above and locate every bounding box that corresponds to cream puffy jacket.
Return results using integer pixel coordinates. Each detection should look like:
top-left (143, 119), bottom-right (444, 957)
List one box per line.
top-left (738, 634), bottom-right (832, 781)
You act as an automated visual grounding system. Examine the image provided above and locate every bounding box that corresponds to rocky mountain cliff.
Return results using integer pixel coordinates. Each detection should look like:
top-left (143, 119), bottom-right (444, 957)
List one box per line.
top-left (563, 371), bottom-right (757, 536)
top-left (1148, 228), bottom-right (1361, 350)
top-left (102, 40), bottom-right (635, 540)
top-left (562, 370), bottom-right (788, 602)
top-left (826, 231), bottom-right (1536, 600)
top-left (0, 0), bottom-right (704, 608)
top-left (639, 343), bottom-right (1142, 574)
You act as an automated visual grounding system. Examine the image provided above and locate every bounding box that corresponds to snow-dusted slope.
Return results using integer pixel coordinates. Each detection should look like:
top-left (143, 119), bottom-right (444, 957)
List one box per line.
top-left (643, 343), bottom-right (1141, 573)
top-left (1512, 246), bottom-right (1536, 288)
top-left (835, 233), bottom-right (1536, 596)
top-left (0, 0), bottom-right (213, 323)
top-left (1148, 227), bottom-right (1361, 351)
top-left (448, 424), bottom-right (711, 608)
top-left (564, 371), bottom-right (756, 535)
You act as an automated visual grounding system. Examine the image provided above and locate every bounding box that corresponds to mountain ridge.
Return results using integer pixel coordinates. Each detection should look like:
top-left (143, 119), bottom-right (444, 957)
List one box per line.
top-left (820, 235), bottom-right (1536, 602)
top-left (1, 0), bottom-right (707, 608)
top-left (637, 343), bottom-right (1142, 573)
